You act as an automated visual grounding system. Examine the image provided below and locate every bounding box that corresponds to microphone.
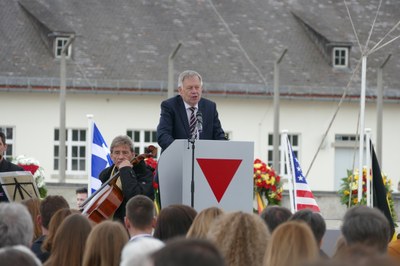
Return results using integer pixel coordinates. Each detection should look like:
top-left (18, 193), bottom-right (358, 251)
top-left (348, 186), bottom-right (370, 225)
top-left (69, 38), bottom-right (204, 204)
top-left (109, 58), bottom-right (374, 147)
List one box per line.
top-left (196, 111), bottom-right (203, 133)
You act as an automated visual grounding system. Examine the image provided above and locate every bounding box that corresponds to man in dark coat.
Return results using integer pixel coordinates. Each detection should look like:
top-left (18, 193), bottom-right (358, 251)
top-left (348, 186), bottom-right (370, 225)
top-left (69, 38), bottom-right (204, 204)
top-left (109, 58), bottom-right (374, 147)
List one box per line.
top-left (0, 131), bottom-right (24, 202)
top-left (156, 70), bottom-right (226, 151)
top-left (99, 135), bottom-right (154, 223)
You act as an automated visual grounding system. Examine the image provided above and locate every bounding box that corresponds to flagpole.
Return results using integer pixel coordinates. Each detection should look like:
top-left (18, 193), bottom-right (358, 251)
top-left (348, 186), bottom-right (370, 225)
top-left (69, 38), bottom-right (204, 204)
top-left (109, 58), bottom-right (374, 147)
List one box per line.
top-left (365, 128), bottom-right (371, 207)
top-left (358, 55), bottom-right (367, 202)
top-left (87, 114), bottom-right (94, 196)
top-left (282, 130), bottom-right (295, 213)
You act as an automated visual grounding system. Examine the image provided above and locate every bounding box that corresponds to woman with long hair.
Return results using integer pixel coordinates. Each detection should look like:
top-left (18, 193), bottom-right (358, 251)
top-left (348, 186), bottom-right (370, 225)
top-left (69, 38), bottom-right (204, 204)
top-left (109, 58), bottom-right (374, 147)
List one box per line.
top-left (207, 211), bottom-right (270, 266)
top-left (44, 213), bottom-right (92, 266)
top-left (82, 220), bottom-right (129, 266)
top-left (41, 208), bottom-right (78, 254)
top-left (153, 204), bottom-right (197, 241)
top-left (186, 207), bottom-right (223, 239)
top-left (21, 198), bottom-right (42, 241)
top-left (263, 221), bottom-right (319, 266)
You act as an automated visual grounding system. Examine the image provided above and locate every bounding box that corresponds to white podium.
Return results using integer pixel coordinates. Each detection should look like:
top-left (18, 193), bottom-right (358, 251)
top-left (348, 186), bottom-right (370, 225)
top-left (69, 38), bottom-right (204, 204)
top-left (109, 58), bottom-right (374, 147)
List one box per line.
top-left (157, 140), bottom-right (254, 213)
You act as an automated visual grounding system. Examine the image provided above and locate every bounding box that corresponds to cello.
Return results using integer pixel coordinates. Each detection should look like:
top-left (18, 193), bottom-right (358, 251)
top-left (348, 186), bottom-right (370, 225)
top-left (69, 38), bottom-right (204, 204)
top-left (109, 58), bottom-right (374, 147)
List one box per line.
top-left (81, 145), bottom-right (157, 223)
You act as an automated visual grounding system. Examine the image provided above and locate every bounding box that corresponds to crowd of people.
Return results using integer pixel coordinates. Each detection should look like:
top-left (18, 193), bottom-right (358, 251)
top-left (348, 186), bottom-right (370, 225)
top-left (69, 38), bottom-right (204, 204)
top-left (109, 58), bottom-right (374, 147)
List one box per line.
top-left (0, 197), bottom-right (400, 266)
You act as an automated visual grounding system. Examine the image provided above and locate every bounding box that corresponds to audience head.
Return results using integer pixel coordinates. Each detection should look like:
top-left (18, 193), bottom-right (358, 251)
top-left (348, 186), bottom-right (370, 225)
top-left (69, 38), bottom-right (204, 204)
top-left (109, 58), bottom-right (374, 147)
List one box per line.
top-left (75, 187), bottom-right (88, 209)
top-left (45, 213), bottom-right (92, 266)
top-left (289, 208), bottom-right (326, 247)
top-left (120, 237), bottom-right (165, 266)
top-left (21, 198), bottom-right (42, 241)
top-left (125, 195), bottom-right (156, 236)
top-left (207, 211), bottom-right (269, 266)
top-left (0, 245), bottom-right (41, 266)
top-left (186, 207), bottom-right (224, 239)
top-left (322, 244), bottom-right (398, 266)
top-left (153, 204), bottom-right (197, 241)
top-left (149, 238), bottom-right (224, 266)
top-left (341, 205), bottom-right (391, 253)
top-left (42, 208), bottom-right (76, 252)
top-left (264, 220), bottom-right (319, 266)
top-left (82, 220), bottom-right (128, 266)
top-left (39, 195), bottom-right (69, 231)
top-left (0, 202), bottom-right (33, 248)
top-left (260, 205), bottom-right (292, 233)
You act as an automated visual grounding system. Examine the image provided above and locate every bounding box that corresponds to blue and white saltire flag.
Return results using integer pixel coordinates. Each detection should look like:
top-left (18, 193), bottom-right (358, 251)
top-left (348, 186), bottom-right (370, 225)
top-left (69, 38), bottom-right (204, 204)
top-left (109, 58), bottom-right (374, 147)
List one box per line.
top-left (90, 122), bottom-right (113, 194)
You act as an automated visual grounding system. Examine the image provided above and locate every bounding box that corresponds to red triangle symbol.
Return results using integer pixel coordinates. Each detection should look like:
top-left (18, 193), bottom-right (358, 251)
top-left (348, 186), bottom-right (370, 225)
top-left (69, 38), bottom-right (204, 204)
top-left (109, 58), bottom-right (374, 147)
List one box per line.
top-left (196, 158), bottom-right (242, 203)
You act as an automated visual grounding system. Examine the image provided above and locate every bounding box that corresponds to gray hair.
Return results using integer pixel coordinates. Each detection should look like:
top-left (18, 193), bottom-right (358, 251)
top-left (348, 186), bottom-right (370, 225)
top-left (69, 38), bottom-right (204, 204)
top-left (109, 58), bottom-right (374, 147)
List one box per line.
top-left (0, 245), bottom-right (42, 266)
top-left (177, 70), bottom-right (203, 88)
top-left (110, 135), bottom-right (134, 153)
top-left (341, 205), bottom-right (391, 253)
top-left (0, 203), bottom-right (34, 248)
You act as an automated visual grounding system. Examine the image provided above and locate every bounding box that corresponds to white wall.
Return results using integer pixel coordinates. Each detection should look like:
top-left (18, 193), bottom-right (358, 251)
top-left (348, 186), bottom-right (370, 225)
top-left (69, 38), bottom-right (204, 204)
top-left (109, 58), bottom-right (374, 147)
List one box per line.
top-left (1, 91), bottom-right (399, 191)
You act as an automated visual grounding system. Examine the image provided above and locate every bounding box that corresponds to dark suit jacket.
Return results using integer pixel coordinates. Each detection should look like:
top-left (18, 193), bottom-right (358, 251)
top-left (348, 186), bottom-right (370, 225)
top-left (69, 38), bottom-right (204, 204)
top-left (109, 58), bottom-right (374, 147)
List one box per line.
top-left (156, 95), bottom-right (226, 151)
top-left (0, 158), bottom-right (24, 202)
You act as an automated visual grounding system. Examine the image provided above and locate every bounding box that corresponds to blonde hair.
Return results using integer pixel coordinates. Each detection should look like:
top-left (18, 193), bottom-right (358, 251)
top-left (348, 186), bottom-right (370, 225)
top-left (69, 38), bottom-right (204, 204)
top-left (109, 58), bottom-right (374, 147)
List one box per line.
top-left (186, 207), bottom-right (224, 239)
top-left (263, 221), bottom-right (319, 266)
top-left (82, 220), bottom-right (129, 266)
top-left (207, 211), bottom-right (270, 266)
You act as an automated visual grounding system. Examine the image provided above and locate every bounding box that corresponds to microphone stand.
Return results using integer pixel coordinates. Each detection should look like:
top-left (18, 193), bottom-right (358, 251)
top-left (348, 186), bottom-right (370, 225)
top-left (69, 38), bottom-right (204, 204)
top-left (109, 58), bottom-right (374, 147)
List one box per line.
top-left (188, 111), bottom-right (202, 208)
top-left (188, 130), bottom-right (197, 208)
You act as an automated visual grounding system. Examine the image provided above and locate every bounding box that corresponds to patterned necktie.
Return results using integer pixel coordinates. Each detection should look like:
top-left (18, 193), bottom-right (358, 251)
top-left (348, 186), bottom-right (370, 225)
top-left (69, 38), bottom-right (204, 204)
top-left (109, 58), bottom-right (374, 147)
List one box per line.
top-left (189, 107), bottom-right (196, 138)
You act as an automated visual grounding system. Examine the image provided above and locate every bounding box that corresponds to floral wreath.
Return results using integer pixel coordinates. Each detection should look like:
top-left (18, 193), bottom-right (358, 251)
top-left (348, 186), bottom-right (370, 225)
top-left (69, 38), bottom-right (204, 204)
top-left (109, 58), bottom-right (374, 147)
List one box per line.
top-left (12, 155), bottom-right (48, 198)
top-left (253, 158), bottom-right (282, 209)
top-left (338, 167), bottom-right (397, 223)
top-left (144, 156), bottom-right (160, 212)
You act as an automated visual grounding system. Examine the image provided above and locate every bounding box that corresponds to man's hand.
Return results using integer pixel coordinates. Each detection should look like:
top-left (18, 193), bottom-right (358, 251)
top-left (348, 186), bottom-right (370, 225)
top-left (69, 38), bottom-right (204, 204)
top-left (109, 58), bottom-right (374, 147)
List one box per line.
top-left (117, 159), bottom-right (131, 169)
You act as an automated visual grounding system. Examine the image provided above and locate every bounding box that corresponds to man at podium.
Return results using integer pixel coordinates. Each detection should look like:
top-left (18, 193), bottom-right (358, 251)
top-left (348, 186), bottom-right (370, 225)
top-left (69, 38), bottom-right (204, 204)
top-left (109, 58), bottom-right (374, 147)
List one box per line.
top-left (157, 70), bottom-right (226, 151)
top-left (0, 132), bottom-right (24, 202)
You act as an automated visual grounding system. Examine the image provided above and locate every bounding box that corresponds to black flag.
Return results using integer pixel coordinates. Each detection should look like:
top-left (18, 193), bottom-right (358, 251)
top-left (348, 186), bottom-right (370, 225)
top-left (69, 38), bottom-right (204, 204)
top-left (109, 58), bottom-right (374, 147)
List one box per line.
top-left (370, 140), bottom-right (395, 238)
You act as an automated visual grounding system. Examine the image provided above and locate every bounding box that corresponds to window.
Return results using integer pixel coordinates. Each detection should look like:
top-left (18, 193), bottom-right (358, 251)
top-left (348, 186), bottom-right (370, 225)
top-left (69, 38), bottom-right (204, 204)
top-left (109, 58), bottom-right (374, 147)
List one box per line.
top-left (333, 134), bottom-right (363, 148)
top-left (267, 133), bottom-right (300, 173)
top-left (54, 128), bottom-right (86, 173)
top-left (0, 126), bottom-right (15, 161)
top-left (127, 129), bottom-right (159, 158)
top-left (332, 47), bottom-right (348, 68)
top-left (55, 37), bottom-right (72, 59)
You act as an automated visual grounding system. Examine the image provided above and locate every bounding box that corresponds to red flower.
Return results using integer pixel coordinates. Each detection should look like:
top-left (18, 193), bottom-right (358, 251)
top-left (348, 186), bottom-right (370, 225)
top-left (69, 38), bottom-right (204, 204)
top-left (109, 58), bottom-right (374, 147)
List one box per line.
top-left (19, 164), bottom-right (39, 175)
top-left (152, 181), bottom-right (159, 190)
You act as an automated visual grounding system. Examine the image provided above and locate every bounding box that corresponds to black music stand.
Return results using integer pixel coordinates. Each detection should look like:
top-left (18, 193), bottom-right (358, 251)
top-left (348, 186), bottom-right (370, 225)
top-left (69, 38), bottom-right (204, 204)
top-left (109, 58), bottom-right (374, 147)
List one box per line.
top-left (0, 171), bottom-right (39, 202)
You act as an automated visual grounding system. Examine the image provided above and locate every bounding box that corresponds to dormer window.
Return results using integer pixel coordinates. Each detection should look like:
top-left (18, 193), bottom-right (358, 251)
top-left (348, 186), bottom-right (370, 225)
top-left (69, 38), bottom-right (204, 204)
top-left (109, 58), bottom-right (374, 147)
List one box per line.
top-left (332, 47), bottom-right (348, 68)
top-left (55, 37), bottom-right (72, 59)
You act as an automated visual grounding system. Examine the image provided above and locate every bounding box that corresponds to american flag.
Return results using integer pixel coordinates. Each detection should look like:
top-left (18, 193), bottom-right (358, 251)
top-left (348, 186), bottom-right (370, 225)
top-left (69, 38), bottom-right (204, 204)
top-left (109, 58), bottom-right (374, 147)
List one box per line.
top-left (288, 140), bottom-right (320, 212)
top-left (89, 122), bottom-right (113, 195)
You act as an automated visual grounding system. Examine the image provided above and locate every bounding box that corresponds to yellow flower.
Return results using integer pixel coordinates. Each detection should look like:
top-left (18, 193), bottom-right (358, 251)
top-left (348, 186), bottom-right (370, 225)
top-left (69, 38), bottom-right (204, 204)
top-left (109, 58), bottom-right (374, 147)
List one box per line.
top-left (353, 198), bottom-right (358, 204)
top-left (344, 190), bottom-right (350, 195)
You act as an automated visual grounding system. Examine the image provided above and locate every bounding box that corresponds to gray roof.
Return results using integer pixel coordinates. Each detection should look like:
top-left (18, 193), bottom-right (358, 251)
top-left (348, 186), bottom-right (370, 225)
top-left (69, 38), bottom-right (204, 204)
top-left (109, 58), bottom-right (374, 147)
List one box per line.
top-left (1, 0), bottom-right (400, 100)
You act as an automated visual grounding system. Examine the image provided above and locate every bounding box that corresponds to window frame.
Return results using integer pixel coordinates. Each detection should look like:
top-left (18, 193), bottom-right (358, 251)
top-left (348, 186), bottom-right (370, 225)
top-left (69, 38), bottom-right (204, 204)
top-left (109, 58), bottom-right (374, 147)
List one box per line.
top-left (54, 37), bottom-right (72, 59)
top-left (267, 133), bottom-right (300, 174)
top-left (126, 129), bottom-right (159, 159)
top-left (0, 126), bottom-right (16, 161)
top-left (332, 47), bottom-right (349, 68)
top-left (54, 128), bottom-right (86, 174)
